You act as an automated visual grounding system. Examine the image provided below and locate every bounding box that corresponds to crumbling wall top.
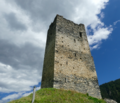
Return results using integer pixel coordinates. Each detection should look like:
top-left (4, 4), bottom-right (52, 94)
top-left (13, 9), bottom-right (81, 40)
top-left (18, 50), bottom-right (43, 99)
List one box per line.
top-left (55, 14), bottom-right (85, 31)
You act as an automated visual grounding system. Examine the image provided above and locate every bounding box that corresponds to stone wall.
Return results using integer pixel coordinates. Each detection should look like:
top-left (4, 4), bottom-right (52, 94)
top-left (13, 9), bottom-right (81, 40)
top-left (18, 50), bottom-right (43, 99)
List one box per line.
top-left (41, 15), bottom-right (102, 99)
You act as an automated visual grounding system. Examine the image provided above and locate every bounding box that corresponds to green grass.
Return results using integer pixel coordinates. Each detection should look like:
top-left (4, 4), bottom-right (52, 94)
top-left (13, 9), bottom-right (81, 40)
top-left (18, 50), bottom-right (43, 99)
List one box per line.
top-left (9, 88), bottom-right (106, 103)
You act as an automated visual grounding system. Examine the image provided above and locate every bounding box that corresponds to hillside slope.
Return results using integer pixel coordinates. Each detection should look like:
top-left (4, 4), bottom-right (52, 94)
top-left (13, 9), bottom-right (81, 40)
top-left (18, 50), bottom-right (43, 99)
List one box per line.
top-left (9, 88), bottom-right (106, 103)
top-left (100, 78), bottom-right (120, 103)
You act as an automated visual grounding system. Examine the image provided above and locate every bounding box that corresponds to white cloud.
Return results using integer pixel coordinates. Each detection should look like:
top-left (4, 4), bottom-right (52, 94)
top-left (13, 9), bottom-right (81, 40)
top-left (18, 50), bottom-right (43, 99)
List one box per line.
top-left (90, 44), bottom-right (101, 50)
top-left (23, 86), bottom-right (41, 97)
top-left (0, 62), bottom-right (41, 93)
top-left (0, 0), bottom-right (112, 48)
top-left (100, 12), bottom-right (104, 19)
top-left (2, 92), bottom-right (23, 101)
top-left (22, 92), bottom-right (32, 97)
top-left (88, 26), bottom-right (113, 46)
top-left (1, 86), bottom-right (41, 103)
top-left (0, 0), bottom-right (46, 48)
top-left (114, 20), bottom-right (120, 25)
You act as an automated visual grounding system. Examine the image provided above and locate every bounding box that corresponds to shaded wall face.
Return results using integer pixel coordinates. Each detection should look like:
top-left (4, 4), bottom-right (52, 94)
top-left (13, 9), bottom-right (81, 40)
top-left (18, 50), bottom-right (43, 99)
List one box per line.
top-left (41, 21), bottom-right (56, 88)
top-left (53, 16), bottom-right (101, 99)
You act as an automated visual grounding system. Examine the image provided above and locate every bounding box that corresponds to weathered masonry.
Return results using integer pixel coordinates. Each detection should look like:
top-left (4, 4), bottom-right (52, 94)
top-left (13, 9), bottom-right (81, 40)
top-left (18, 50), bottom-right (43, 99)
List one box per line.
top-left (41, 15), bottom-right (102, 99)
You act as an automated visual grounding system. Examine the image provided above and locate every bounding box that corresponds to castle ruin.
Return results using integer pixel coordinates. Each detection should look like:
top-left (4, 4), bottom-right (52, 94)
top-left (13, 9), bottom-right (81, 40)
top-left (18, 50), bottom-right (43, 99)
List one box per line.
top-left (41, 15), bottom-right (102, 99)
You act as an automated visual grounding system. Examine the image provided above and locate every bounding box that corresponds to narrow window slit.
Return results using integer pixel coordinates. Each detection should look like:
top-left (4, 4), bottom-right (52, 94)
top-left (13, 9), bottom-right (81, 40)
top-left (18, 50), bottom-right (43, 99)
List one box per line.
top-left (75, 53), bottom-right (76, 57)
top-left (74, 39), bottom-right (76, 43)
top-left (66, 61), bottom-right (68, 65)
top-left (79, 32), bottom-right (82, 37)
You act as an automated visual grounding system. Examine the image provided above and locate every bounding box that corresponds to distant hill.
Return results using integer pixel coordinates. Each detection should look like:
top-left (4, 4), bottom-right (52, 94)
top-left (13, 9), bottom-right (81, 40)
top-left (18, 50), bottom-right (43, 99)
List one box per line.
top-left (9, 88), bottom-right (106, 103)
top-left (100, 78), bottom-right (120, 103)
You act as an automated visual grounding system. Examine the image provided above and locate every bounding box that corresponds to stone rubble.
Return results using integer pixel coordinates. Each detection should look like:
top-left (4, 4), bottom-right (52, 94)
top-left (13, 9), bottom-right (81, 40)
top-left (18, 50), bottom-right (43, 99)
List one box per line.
top-left (104, 98), bottom-right (117, 103)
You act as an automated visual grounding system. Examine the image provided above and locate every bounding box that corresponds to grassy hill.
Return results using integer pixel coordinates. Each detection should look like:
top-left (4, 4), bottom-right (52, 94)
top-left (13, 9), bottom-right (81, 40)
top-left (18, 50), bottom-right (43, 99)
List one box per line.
top-left (100, 78), bottom-right (120, 103)
top-left (9, 88), bottom-right (106, 103)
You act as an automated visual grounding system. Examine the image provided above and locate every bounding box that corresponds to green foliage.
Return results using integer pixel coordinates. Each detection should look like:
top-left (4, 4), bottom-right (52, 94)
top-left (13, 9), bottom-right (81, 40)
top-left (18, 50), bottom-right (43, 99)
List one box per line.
top-left (88, 96), bottom-right (103, 103)
top-left (100, 78), bottom-right (120, 103)
top-left (9, 88), bottom-right (106, 103)
top-left (86, 93), bottom-right (89, 96)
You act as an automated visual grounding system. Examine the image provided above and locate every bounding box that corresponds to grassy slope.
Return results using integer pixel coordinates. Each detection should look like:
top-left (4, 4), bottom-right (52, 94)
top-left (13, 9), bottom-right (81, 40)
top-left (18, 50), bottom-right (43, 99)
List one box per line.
top-left (9, 88), bottom-right (106, 103)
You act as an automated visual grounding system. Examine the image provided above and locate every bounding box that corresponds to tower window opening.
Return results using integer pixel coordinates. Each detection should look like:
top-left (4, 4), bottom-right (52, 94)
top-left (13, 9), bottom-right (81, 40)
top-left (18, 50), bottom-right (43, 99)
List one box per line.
top-left (74, 39), bottom-right (76, 43)
top-left (66, 61), bottom-right (68, 65)
top-left (79, 32), bottom-right (82, 37)
top-left (56, 50), bottom-right (58, 52)
top-left (75, 53), bottom-right (76, 57)
top-left (65, 78), bottom-right (66, 82)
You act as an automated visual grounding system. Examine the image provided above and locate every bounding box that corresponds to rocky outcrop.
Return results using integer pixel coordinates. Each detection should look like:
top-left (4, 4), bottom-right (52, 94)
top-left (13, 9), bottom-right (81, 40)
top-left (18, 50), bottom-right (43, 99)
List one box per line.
top-left (104, 98), bottom-right (117, 103)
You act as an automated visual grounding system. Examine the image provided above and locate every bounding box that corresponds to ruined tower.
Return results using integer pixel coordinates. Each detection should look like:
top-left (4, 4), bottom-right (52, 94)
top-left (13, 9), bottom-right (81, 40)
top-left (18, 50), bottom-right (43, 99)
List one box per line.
top-left (41, 15), bottom-right (102, 99)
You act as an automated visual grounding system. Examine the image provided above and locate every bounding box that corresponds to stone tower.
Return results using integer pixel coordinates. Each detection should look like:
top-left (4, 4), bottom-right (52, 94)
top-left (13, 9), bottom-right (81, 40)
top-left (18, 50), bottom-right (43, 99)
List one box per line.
top-left (41, 15), bottom-right (101, 99)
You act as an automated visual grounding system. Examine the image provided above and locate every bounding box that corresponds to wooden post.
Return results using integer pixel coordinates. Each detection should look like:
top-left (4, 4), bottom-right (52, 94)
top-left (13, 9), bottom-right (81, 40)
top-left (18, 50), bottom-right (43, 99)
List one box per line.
top-left (32, 86), bottom-right (36, 103)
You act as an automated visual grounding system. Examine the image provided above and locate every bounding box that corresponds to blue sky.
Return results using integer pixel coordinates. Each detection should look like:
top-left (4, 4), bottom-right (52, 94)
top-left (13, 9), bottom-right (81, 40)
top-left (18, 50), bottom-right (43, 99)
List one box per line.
top-left (0, 0), bottom-right (120, 102)
top-left (91, 0), bottom-right (120, 85)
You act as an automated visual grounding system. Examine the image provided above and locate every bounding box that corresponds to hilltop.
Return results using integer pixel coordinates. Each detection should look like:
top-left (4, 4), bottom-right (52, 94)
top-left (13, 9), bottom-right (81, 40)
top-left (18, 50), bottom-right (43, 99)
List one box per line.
top-left (9, 88), bottom-right (106, 103)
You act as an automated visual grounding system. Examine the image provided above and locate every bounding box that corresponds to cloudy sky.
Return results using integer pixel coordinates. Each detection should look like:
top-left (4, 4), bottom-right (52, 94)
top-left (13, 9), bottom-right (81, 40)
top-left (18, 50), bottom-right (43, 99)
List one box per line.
top-left (0, 0), bottom-right (120, 102)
